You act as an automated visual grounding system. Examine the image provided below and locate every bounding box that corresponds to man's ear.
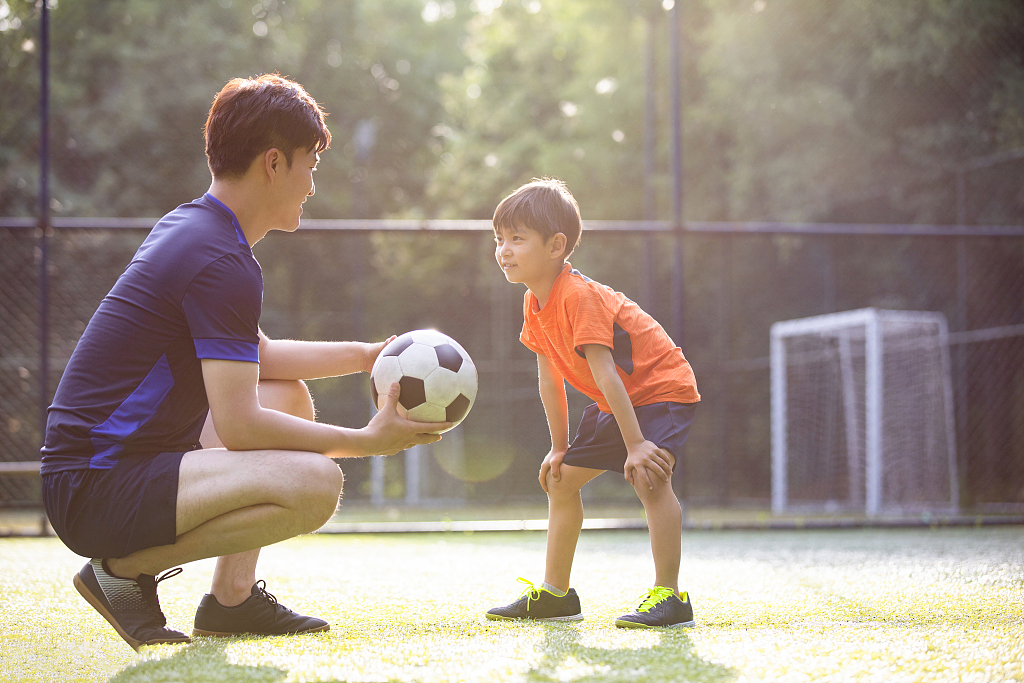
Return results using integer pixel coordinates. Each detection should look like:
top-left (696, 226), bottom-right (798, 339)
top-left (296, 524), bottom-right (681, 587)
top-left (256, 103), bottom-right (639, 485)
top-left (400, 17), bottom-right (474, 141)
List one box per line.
top-left (263, 148), bottom-right (282, 181)
top-left (549, 232), bottom-right (567, 259)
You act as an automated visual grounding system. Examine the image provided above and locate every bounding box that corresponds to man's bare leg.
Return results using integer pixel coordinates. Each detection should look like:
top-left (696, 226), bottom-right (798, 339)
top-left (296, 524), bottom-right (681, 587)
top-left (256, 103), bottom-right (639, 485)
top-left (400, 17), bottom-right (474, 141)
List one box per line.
top-left (204, 379), bottom-right (316, 606)
top-left (107, 379), bottom-right (334, 609)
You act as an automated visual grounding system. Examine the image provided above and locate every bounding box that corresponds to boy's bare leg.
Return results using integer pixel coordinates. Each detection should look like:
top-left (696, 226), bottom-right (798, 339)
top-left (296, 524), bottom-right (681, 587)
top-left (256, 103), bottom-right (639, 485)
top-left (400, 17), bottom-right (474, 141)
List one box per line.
top-left (542, 464), bottom-right (603, 592)
top-left (633, 474), bottom-right (682, 593)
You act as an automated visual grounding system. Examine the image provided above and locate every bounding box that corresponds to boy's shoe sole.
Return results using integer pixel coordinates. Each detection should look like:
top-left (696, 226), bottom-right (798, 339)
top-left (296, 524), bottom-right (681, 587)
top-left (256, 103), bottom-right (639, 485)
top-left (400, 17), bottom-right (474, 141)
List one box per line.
top-left (486, 612), bottom-right (584, 622)
top-left (614, 617), bottom-right (695, 629)
top-left (73, 562), bottom-right (191, 651)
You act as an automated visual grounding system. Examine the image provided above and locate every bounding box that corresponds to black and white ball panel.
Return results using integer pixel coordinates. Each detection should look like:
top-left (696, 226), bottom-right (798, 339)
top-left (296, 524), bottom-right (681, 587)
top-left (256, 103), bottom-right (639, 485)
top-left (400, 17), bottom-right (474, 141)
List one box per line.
top-left (370, 329), bottom-right (478, 430)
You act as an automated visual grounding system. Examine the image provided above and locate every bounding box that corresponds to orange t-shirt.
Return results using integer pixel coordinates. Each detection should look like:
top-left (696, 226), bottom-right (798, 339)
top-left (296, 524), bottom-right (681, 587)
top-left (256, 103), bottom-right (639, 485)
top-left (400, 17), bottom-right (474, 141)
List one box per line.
top-left (520, 263), bottom-right (700, 413)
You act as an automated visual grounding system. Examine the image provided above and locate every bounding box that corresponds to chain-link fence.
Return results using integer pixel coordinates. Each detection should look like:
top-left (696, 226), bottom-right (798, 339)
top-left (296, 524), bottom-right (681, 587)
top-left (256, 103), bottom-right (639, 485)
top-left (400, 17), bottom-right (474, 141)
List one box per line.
top-left (2, 0), bottom-right (1023, 514)
top-left (2, 218), bottom-right (1022, 511)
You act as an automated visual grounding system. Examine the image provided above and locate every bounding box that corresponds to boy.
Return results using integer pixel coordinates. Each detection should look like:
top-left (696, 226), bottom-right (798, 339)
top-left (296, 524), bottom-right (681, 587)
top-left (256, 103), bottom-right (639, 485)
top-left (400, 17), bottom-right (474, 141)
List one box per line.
top-left (41, 74), bottom-right (447, 650)
top-left (485, 178), bottom-right (700, 628)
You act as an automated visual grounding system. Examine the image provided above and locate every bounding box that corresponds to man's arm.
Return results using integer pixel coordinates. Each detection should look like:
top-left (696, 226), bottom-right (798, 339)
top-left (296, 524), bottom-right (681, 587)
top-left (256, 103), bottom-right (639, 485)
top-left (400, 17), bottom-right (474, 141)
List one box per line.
top-left (581, 343), bottom-right (674, 490)
top-left (257, 329), bottom-right (386, 381)
top-left (537, 352), bottom-right (570, 492)
top-left (202, 357), bottom-right (445, 458)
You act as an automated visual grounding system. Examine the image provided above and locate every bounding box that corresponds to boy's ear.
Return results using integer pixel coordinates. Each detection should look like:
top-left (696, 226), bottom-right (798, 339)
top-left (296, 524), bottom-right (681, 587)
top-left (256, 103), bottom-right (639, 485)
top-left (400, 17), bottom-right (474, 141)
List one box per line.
top-left (549, 232), bottom-right (567, 259)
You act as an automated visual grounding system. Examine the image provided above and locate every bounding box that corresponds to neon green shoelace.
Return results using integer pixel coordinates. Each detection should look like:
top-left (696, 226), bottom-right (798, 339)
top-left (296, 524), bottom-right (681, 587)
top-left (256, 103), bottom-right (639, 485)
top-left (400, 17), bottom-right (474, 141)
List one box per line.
top-left (635, 586), bottom-right (676, 613)
top-left (516, 577), bottom-right (545, 610)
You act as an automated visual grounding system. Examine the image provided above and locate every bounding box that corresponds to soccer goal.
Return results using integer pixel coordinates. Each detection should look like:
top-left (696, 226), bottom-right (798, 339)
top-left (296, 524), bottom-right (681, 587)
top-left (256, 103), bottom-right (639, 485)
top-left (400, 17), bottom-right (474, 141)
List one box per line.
top-left (770, 308), bottom-right (958, 516)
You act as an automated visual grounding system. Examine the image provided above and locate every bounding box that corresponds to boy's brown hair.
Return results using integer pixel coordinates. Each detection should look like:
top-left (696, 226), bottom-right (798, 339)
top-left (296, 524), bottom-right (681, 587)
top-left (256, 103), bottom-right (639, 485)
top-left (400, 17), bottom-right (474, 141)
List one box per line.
top-left (493, 177), bottom-right (582, 260)
top-left (204, 73), bottom-right (331, 179)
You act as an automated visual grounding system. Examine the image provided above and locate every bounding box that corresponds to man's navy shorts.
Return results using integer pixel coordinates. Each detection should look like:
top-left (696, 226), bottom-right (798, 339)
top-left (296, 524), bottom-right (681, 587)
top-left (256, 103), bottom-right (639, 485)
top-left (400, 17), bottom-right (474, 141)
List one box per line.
top-left (42, 450), bottom-right (186, 559)
top-left (563, 401), bottom-right (697, 475)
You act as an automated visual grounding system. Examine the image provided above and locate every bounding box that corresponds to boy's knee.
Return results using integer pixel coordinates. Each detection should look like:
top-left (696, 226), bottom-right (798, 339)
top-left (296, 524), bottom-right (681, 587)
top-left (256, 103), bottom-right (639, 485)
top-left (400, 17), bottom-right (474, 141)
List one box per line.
top-left (545, 471), bottom-right (582, 498)
top-left (633, 474), bottom-right (676, 502)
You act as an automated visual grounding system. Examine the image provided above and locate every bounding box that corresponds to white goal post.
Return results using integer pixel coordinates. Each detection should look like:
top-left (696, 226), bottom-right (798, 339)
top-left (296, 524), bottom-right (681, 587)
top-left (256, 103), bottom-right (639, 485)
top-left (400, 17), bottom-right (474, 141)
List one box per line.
top-left (771, 308), bottom-right (958, 516)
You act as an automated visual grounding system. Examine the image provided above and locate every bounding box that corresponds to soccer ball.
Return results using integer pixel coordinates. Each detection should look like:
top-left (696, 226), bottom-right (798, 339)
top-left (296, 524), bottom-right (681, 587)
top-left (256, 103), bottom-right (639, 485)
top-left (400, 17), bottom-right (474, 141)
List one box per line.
top-left (370, 329), bottom-right (478, 432)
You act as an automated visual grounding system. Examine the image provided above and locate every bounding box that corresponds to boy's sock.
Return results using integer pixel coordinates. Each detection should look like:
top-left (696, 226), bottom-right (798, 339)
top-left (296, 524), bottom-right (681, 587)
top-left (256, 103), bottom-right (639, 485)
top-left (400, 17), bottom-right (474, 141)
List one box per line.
top-left (541, 582), bottom-right (567, 597)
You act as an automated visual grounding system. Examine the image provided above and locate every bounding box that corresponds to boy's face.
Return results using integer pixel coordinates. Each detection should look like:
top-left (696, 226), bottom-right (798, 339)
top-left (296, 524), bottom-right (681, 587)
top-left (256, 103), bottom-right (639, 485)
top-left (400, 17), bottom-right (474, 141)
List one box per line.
top-left (494, 225), bottom-right (563, 287)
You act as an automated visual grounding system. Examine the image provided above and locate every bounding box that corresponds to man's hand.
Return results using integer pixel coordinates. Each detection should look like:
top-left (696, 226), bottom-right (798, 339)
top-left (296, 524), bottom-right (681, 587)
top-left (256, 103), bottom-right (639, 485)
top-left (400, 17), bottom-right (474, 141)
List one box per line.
top-left (362, 382), bottom-right (451, 456)
top-left (539, 448), bottom-right (567, 493)
top-left (623, 440), bottom-right (675, 491)
top-left (364, 336), bottom-right (397, 374)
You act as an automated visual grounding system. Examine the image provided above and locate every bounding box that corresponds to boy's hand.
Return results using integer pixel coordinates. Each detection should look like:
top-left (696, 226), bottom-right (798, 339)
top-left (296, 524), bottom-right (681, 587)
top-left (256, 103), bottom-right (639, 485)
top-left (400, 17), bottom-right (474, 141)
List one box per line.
top-left (539, 448), bottom-right (567, 493)
top-left (623, 440), bottom-right (675, 491)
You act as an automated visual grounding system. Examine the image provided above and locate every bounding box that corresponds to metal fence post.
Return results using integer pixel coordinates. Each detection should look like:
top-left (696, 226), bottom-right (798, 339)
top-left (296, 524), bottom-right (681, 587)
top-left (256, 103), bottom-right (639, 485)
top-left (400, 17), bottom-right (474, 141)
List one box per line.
top-left (37, 0), bottom-right (51, 454)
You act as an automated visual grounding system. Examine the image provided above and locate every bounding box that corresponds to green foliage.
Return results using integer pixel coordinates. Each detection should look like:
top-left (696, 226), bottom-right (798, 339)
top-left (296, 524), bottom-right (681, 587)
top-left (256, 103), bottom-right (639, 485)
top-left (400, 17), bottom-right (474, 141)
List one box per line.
top-left (424, 0), bottom-right (655, 220)
top-left (0, 0), bottom-right (472, 218)
top-left (2, 0), bottom-right (1021, 222)
top-left (690, 0), bottom-right (1024, 223)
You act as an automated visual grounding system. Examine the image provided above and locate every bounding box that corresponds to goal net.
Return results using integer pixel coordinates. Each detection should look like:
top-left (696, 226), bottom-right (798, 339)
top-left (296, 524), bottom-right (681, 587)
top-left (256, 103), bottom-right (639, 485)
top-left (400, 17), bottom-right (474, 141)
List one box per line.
top-left (771, 308), bottom-right (958, 516)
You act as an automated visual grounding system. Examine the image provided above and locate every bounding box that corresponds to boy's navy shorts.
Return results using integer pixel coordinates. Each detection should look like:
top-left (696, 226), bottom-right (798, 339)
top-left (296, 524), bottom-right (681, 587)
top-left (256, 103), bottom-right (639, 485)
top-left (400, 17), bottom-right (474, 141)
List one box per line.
top-left (42, 450), bottom-right (187, 559)
top-left (563, 401), bottom-right (697, 476)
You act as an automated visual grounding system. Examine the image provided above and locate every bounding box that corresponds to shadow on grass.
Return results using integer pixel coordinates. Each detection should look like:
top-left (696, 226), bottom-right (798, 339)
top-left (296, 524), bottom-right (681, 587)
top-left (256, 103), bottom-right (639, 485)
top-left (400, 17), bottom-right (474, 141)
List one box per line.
top-left (107, 637), bottom-right (298, 683)
top-left (526, 624), bottom-right (737, 683)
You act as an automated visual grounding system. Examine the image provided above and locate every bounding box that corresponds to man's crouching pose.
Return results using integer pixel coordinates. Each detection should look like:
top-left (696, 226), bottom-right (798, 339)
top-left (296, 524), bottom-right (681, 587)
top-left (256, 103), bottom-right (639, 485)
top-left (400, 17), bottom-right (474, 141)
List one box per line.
top-left (40, 74), bottom-right (448, 650)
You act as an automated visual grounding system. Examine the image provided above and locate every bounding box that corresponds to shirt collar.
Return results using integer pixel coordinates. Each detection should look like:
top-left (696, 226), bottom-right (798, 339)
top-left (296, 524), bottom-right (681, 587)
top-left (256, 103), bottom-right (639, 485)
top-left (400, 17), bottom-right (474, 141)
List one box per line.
top-left (202, 193), bottom-right (249, 247)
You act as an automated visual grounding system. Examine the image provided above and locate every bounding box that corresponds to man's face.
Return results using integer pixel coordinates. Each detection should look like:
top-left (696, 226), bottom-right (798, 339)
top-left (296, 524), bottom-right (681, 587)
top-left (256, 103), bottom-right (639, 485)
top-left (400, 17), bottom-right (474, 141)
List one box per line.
top-left (273, 148), bottom-right (318, 231)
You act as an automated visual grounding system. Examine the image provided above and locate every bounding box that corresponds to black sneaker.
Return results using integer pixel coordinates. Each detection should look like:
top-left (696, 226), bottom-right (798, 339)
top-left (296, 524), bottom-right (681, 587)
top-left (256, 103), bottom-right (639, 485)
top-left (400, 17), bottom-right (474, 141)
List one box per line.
top-left (192, 580), bottom-right (330, 636)
top-left (73, 559), bottom-right (191, 651)
top-left (615, 587), bottom-right (695, 629)
top-left (485, 577), bottom-right (584, 622)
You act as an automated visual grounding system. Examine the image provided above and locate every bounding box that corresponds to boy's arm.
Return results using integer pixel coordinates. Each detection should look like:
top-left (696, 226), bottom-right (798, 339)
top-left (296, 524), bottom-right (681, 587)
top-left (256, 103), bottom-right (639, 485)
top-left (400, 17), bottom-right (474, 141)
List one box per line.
top-left (257, 329), bottom-right (391, 380)
top-left (581, 343), bottom-right (675, 490)
top-left (537, 352), bottom-right (570, 493)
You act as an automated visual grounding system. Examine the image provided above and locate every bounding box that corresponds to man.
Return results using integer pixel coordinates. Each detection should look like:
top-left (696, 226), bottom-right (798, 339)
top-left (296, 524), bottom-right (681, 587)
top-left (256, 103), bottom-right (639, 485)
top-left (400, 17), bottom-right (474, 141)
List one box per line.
top-left (40, 74), bottom-right (447, 650)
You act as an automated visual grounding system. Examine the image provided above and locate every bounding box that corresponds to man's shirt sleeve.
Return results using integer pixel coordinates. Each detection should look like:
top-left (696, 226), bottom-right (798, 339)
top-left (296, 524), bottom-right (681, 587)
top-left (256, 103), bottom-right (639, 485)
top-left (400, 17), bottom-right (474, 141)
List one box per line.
top-left (182, 253), bottom-right (261, 363)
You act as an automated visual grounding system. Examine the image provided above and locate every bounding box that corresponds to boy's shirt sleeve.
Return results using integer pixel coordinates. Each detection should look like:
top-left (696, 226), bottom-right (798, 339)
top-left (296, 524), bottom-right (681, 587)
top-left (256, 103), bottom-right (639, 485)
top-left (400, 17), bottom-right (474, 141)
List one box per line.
top-left (564, 286), bottom-right (618, 356)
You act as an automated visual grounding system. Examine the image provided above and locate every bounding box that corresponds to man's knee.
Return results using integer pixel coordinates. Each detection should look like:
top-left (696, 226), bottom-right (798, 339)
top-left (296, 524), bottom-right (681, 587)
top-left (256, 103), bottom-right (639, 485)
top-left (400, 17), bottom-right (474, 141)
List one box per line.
top-left (298, 455), bottom-right (343, 524)
top-left (297, 454), bottom-right (343, 498)
top-left (257, 379), bottom-right (315, 421)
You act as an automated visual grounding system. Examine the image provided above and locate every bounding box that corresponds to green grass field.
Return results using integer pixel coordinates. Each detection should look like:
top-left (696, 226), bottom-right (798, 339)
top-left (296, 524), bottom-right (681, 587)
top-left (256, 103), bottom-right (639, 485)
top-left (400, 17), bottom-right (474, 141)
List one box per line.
top-left (2, 526), bottom-right (1022, 682)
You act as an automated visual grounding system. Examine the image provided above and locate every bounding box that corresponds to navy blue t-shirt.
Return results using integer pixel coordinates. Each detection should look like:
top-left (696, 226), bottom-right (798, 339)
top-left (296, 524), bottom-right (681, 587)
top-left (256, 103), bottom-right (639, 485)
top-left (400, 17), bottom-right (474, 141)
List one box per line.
top-left (41, 194), bottom-right (263, 474)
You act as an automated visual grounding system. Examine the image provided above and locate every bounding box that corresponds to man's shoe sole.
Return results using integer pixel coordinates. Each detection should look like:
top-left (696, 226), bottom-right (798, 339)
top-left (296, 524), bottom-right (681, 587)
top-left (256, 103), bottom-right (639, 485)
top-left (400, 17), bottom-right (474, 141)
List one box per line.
top-left (73, 573), bottom-right (191, 650)
top-left (485, 613), bottom-right (584, 622)
top-left (614, 618), bottom-right (695, 629)
top-left (192, 622), bottom-right (331, 637)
